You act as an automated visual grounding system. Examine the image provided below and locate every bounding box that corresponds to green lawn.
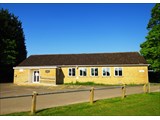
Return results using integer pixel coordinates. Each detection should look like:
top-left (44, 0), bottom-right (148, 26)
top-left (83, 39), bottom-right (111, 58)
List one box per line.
top-left (4, 92), bottom-right (160, 116)
top-left (64, 81), bottom-right (145, 86)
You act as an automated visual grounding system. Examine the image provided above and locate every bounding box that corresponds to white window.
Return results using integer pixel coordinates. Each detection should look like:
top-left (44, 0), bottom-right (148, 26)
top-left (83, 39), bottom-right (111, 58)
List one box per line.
top-left (68, 68), bottom-right (76, 76)
top-left (79, 68), bottom-right (87, 76)
top-left (91, 68), bottom-right (98, 76)
top-left (102, 68), bottom-right (110, 76)
top-left (115, 67), bottom-right (122, 76)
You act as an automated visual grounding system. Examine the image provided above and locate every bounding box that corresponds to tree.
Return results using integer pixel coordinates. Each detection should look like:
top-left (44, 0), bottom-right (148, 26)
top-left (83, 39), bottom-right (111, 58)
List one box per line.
top-left (140, 3), bottom-right (160, 72)
top-left (0, 8), bottom-right (27, 83)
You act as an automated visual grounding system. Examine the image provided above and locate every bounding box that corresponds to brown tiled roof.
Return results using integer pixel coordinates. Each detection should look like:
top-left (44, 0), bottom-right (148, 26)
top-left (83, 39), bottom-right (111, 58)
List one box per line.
top-left (17, 52), bottom-right (148, 67)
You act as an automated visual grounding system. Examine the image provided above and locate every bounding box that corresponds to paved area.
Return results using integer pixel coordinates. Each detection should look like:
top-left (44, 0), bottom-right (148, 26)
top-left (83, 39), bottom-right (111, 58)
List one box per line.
top-left (0, 83), bottom-right (89, 97)
top-left (0, 83), bottom-right (160, 115)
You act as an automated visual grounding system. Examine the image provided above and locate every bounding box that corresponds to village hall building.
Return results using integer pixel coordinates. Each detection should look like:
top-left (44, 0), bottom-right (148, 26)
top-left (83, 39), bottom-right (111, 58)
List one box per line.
top-left (13, 52), bottom-right (149, 85)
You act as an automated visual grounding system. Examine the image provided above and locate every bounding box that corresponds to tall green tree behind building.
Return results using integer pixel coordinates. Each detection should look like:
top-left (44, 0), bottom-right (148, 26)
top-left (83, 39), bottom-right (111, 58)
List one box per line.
top-left (0, 8), bottom-right (27, 83)
top-left (140, 3), bottom-right (160, 83)
top-left (140, 3), bottom-right (160, 72)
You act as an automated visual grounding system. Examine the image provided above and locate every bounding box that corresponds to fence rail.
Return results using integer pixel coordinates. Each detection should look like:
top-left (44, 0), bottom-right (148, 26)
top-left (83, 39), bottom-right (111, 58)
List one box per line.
top-left (0, 94), bottom-right (32, 99)
top-left (0, 83), bottom-right (151, 115)
top-left (0, 86), bottom-right (122, 99)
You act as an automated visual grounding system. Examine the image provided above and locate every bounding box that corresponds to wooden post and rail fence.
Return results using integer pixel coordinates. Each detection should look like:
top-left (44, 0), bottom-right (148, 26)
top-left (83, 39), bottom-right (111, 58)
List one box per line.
top-left (121, 84), bottom-right (126, 99)
top-left (31, 91), bottom-right (38, 115)
top-left (143, 83), bottom-right (150, 93)
top-left (0, 83), bottom-right (152, 114)
top-left (90, 87), bottom-right (94, 104)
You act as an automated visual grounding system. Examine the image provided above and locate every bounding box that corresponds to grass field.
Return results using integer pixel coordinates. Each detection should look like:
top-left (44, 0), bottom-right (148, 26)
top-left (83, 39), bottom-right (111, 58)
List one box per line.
top-left (4, 92), bottom-right (160, 116)
top-left (64, 81), bottom-right (145, 86)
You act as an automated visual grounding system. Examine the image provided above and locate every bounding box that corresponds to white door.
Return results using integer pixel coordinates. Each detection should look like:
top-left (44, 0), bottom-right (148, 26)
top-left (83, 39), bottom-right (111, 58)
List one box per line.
top-left (33, 71), bottom-right (40, 83)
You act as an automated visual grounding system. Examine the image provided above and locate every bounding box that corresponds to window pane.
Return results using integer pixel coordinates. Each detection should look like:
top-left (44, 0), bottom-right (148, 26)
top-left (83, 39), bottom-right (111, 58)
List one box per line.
top-left (106, 68), bottom-right (110, 76)
top-left (34, 75), bottom-right (36, 82)
top-left (69, 69), bottom-right (71, 76)
top-left (34, 71), bottom-right (36, 82)
top-left (83, 69), bottom-right (87, 76)
top-left (103, 72), bottom-right (106, 76)
top-left (91, 68), bottom-right (94, 76)
top-left (80, 69), bottom-right (82, 76)
top-left (79, 69), bottom-right (82, 76)
top-left (84, 71), bottom-right (86, 76)
top-left (95, 68), bottom-right (98, 76)
top-left (107, 71), bottom-right (110, 76)
top-left (115, 68), bottom-right (118, 76)
top-left (72, 68), bottom-right (75, 76)
top-left (37, 76), bottom-right (39, 82)
top-left (103, 68), bottom-right (106, 76)
top-left (119, 68), bottom-right (122, 76)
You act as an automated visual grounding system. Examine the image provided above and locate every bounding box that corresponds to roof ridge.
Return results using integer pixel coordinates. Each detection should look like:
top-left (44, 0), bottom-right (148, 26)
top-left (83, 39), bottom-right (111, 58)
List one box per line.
top-left (29, 51), bottom-right (139, 57)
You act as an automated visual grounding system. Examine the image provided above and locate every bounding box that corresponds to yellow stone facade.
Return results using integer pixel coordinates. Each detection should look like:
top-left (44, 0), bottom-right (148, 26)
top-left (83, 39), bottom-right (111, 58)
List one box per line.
top-left (14, 69), bottom-right (30, 84)
top-left (59, 66), bottom-right (148, 84)
top-left (39, 68), bottom-right (56, 84)
top-left (14, 65), bottom-right (148, 85)
top-left (14, 68), bottom-right (57, 84)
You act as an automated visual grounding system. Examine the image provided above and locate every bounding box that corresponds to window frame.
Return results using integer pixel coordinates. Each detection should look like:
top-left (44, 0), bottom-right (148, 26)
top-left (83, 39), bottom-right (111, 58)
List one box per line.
top-left (90, 67), bottom-right (98, 77)
top-left (68, 68), bottom-right (76, 77)
top-left (102, 67), bottom-right (111, 77)
top-left (114, 67), bottom-right (123, 77)
top-left (79, 68), bottom-right (87, 77)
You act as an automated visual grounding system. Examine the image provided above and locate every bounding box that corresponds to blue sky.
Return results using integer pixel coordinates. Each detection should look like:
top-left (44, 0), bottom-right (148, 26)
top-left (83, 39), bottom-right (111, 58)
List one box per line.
top-left (0, 3), bottom-right (155, 57)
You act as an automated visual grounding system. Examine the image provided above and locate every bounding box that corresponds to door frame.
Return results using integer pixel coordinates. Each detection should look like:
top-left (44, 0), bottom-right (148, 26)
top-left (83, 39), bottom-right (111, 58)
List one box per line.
top-left (32, 70), bottom-right (40, 83)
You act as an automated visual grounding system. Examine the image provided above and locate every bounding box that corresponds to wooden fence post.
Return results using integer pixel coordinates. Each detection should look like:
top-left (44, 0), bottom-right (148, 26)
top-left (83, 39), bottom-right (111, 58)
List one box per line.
top-left (121, 84), bottom-right (126, 99)
top-left (31, 91), bottom-right (38, 115)
top-left (146, 83), bottom-right (150, 93)
top-left (148, 83), bottom-right (150, 93)
top-left (90, 87), bottom-right (94, 104)
top-left (143, 84), bottom-right (147, 93)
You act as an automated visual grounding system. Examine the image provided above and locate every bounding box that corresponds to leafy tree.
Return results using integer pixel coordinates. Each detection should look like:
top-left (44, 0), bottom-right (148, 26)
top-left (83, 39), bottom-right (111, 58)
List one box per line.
top-left (0, 8), bottom-right (27, 83)
top-left (140, 3), bottom-right (160, 72)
